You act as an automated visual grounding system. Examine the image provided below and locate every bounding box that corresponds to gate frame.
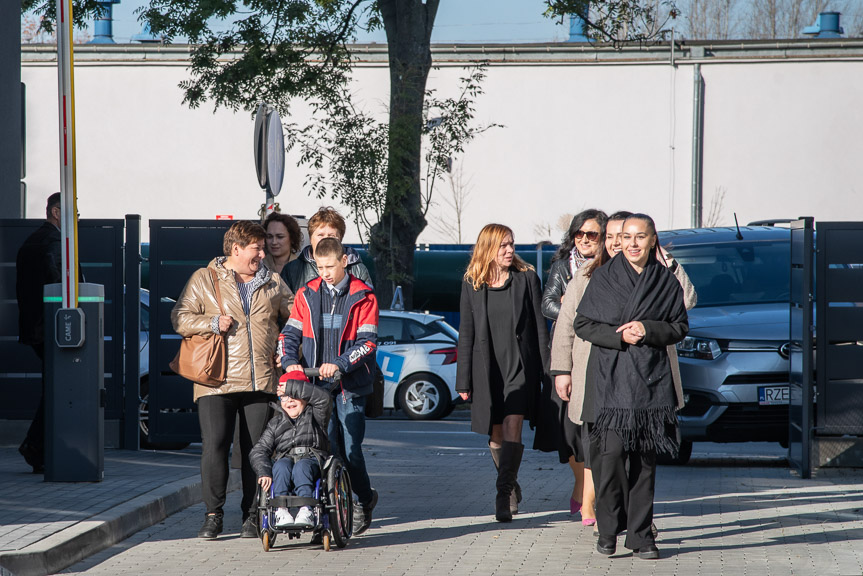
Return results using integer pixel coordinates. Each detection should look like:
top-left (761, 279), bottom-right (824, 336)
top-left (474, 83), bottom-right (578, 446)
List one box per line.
top-left (789, 217), bottom-right (814, 478)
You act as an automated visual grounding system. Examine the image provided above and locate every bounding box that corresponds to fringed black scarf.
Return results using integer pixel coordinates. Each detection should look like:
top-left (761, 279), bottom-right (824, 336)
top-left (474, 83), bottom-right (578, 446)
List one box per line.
top-left (577, 253), bottom-right (687, 455)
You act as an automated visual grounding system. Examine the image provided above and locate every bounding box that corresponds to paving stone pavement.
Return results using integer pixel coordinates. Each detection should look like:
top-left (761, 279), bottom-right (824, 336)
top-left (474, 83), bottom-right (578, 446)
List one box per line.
top-left (0, 447), bottom-right (201, 554)
top-left (48, 418), bottom-right (863, 576)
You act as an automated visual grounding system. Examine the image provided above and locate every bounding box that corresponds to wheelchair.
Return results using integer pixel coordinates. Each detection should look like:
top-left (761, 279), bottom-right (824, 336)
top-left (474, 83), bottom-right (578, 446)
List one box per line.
top-left (256, 454), bottom-right (353, 551)
top-left (256, 367), bottom-right (353, 552)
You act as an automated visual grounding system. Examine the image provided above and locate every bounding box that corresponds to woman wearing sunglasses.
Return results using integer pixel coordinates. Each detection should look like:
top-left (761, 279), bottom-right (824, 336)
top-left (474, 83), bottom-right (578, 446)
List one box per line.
top-left (536, 209), bottom-right (607, 525)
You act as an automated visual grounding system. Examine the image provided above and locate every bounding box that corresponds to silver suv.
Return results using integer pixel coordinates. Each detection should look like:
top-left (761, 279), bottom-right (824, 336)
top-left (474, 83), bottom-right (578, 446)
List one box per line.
top-left (663, 226), bottom-right (791, 463)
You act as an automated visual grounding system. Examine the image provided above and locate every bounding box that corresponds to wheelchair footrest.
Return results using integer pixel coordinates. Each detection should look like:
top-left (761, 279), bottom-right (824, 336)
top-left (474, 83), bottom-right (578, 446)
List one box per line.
top-left (266, 496), bottom-right (319, 508)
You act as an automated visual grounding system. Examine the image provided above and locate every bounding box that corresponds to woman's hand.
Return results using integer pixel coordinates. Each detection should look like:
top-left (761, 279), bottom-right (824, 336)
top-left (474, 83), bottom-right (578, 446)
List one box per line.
top-left (218, 315), bottom-right (234, 333)
top-left (555, 374), bottom-right (572, 401)
top-left (258, 476), bottom-right (272, 491)
top-left (617, 321), bottom-right (645, 345)
top-left (458, 391), bottom-right (471, 401)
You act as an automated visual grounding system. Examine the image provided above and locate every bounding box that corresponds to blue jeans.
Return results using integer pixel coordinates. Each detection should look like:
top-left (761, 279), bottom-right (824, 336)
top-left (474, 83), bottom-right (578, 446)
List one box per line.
top-left (328, 394), bottom-right (373, 506)
top-left (272, 457), bottom-right (320, 499)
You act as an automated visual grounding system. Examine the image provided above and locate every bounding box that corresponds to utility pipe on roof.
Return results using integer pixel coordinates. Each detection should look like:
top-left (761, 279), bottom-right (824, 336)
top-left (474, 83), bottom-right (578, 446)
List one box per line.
top-left (691, 63), bottom-right (704, 228)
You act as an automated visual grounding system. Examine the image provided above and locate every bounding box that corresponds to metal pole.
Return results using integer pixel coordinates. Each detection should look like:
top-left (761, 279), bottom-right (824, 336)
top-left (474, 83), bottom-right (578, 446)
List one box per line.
top-left (56, 0), bottom-right (80, 308)
top-left (123, 214), bottom-right (141, 450)
top-left (691, 63), bottom-right (704, 228)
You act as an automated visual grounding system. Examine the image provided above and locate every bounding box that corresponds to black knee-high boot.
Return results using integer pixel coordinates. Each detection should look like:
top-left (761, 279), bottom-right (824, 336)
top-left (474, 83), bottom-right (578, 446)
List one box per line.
top-left (490, 444), bottom-right (521, 514)
top-left (495, 441), bottom-right (524, 522)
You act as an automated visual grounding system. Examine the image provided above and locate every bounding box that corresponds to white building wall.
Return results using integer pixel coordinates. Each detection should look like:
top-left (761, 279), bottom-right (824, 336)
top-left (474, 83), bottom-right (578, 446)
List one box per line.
top-left (19, 46), bottom-right (863, 243)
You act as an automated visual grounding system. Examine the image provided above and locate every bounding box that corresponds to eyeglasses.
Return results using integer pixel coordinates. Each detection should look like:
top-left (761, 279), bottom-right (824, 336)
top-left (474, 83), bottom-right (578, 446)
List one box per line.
top-left (574, 230), bottom-right (600, 242)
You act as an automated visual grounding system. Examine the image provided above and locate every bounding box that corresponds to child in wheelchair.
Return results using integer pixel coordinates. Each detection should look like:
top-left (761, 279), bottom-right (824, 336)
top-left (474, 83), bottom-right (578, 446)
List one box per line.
top-left (249, 370), bottom-right (332, 529)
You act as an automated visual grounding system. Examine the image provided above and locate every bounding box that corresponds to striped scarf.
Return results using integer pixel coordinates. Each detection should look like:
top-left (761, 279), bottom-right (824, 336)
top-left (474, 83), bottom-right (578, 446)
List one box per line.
top-left (569, 247), bottom-right (591, 277)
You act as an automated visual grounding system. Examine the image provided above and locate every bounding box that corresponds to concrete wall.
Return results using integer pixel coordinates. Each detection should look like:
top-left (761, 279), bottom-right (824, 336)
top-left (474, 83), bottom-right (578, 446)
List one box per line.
top-left (19, 42), bottom-right (863, 243)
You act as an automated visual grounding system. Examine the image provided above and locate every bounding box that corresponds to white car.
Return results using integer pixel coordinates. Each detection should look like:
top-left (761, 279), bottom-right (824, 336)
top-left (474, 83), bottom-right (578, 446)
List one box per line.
top-left (376, 310), bottom-right (460, 420)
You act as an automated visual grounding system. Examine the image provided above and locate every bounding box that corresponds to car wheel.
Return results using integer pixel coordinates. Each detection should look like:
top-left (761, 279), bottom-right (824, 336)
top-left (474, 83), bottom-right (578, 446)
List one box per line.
top-left (658, 440), bottom-right (693, 465)
top-left (139, 378), bottom-right (190, 450)
top-left (398, 374), bottom-right (450, 420)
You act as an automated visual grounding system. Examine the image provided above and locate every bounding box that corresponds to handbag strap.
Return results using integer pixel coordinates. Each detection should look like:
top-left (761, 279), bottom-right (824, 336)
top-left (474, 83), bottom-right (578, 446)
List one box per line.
top-left (209, 268), bottom-right (226, 317)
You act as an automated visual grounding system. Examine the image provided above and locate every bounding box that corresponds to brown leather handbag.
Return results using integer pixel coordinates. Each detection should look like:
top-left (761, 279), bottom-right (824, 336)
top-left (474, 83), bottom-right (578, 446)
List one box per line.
top-left (169, 268), bottom-right (228, 387)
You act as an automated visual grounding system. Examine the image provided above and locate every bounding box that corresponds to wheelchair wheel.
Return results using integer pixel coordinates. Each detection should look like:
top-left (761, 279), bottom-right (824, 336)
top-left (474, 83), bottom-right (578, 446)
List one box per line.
top-left (262, 530), bottom-right (273, 552)
top-left (322, 531), bottom-right (331, 552)
top-left (327, 458), bottom-right (353, 549)
top-left (257, 486), bottom-right (270, 534)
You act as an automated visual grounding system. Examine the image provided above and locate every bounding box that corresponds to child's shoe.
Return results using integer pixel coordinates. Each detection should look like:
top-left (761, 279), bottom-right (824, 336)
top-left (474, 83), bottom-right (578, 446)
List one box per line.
top-left (274, 507), bottom-right (293, 528)
top-left (294, 506), bottom-right (315, 528)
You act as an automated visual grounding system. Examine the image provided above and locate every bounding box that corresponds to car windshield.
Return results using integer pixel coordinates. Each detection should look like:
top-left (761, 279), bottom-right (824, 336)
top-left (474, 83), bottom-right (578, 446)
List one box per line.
top-left (671, 241), bottom-right (790, 307)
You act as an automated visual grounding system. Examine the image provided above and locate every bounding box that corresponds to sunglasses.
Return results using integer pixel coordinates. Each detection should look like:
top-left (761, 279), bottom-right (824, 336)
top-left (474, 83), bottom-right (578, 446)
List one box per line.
top-left (574, 230), bottom-right (600, 242)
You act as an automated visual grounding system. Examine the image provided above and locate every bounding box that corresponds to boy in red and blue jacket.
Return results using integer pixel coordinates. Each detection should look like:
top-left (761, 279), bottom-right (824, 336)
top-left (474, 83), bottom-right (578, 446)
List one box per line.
top-left (279, 237), bottom-right (379, 535)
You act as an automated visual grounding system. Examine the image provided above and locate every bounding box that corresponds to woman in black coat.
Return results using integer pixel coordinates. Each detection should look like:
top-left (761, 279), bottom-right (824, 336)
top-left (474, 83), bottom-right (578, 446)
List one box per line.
top-left (456, 223), bottom-right (550, 523)
top-left (574, 214), bottom-right (688, 560)
top-left (537, 208), bottom-right (607, 523)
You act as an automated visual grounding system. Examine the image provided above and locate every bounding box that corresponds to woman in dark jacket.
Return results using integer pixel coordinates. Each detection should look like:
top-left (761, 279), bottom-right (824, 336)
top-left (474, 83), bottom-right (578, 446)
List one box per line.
top-left (456, 223), bottom-right (550, 523)
top-left (574, 213), bottom-right (688, 560)
top-left (536, 209), bottom-right (607, 523)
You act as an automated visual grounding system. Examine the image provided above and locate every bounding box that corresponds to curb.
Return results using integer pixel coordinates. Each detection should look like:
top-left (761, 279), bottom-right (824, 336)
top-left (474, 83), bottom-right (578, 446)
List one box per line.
top-left (0, 470), bottom-right (240, 576)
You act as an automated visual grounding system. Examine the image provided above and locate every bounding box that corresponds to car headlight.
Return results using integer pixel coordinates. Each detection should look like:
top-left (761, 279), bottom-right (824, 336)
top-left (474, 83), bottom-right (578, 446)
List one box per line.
top-left (676, 337), bottom-right (722, 360)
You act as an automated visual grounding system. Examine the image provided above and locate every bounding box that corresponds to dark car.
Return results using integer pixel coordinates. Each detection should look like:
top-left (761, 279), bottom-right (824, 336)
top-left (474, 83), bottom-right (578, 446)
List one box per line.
top-left (662, 225), bottom-right (792, 463)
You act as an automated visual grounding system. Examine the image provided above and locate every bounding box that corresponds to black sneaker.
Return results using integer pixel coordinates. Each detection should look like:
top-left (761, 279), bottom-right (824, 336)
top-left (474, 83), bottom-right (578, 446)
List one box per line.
top-left (352, 488), bottom-right (378, 536)
top-left (240, 516), bottom-right (259, 538)
top-left (198, 514), bottom-right (223, 539)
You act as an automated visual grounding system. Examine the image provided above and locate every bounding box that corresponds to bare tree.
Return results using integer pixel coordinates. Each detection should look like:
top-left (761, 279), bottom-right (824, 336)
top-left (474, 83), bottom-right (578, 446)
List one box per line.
top-left (533, 221), bottom-right (556, 243)
top-left (747, 0), bottom-right (831, 39)
top-left (678, 0), bottom-right (863, 39)
top-left (429, 159), bottom-right (474, 244)
top-left (21, 14), bottom-right (91, 43)
top-left (684, 0), bottom-right (741, 39)
top-left (557, 213), bottom-right (574, 234)
top-left (704, 185), bottom-right (727, 227)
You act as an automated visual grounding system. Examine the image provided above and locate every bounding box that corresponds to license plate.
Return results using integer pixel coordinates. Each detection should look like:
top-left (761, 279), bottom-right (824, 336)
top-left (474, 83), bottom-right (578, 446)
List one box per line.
top-left (758, 386), bottom-right (789, 405)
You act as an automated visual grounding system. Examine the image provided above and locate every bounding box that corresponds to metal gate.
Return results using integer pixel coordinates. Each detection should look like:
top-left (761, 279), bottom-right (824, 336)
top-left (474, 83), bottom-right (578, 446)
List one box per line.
top-left (145, 220), bottom-right (233, 445)
top-left (790, 219), bottom-right (863, 474)
top-left (0, 219), bottom-right (126, 443)
top-left (812, 222), bottom-right (863, 467)
top-left (789, 217), bottom-right (814, 478)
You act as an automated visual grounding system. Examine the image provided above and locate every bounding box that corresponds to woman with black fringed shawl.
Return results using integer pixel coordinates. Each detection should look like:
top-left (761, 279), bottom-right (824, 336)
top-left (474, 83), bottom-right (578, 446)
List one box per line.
top-left (574, 214), bottom-right (689, 560)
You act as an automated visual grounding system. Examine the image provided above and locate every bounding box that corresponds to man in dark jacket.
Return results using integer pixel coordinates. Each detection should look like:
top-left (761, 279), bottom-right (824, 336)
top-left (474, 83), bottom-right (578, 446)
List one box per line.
top-left (16, 193), bottom-right (62, 473)
top-left (281, 206), bottom-right (373, 293)
top-left (280, 237), bottom-right (379, 535)
top-left (250, 371), bottom-right (332, 528)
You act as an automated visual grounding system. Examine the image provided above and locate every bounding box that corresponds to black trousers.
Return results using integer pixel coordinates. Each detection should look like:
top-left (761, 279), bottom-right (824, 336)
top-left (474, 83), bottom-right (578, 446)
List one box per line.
top-left (595, 429), bottom-right (657, 550)
top-left (198, 392), bottom-right (272, 519)
top-left (22, 344), bottom-right (45, 462)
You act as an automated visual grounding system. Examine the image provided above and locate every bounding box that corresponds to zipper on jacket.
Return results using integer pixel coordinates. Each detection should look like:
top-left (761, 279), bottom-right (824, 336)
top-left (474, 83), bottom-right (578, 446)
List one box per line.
top-left (234, 274), bottom-right (257, 390)
top-left (329, 290), bottom-right (346, 405)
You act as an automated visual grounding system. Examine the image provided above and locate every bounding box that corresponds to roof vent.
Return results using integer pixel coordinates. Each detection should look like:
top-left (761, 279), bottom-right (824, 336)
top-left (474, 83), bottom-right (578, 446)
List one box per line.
top-left (802, 11), bottom-right (844, 38)
top-left (89, 0), bottom-right (120, 44)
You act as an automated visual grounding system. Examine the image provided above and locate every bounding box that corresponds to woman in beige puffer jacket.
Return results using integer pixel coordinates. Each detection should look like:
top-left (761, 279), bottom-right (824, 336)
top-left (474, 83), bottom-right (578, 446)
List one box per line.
top-left (171, 221), bottom-right (293, 541)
